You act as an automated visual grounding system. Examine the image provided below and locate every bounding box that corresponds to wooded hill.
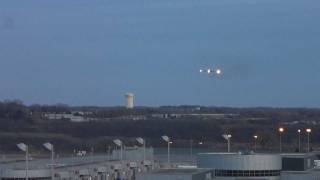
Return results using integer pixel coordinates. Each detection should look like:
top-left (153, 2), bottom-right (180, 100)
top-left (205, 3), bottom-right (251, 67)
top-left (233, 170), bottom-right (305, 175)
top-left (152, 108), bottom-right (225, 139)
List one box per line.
top-left (1, 100), bottom-right (320, 153)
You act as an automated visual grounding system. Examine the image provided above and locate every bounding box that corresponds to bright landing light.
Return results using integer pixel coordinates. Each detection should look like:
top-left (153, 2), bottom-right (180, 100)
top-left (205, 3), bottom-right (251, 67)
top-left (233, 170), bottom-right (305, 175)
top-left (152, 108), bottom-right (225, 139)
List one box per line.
top-left (216, 69), bottom-right (221, 75)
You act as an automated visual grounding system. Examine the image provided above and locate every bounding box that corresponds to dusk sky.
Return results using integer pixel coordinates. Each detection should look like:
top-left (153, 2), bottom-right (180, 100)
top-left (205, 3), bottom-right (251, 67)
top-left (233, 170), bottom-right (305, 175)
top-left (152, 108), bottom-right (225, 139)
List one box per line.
top-left (0, 0), bottom-right (320, 107)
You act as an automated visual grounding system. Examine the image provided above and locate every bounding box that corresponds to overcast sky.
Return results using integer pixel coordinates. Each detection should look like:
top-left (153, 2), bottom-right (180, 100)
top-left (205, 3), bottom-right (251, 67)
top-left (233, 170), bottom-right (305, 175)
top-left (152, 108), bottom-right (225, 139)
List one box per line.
top-left (0, 0), bottom-right (320, 107)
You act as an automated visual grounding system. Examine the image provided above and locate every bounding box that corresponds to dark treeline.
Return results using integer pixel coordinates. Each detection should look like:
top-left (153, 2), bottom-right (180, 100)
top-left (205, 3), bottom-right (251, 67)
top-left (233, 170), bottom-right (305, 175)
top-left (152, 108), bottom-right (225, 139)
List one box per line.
top-left (1, 100), bottom-right (320, 153)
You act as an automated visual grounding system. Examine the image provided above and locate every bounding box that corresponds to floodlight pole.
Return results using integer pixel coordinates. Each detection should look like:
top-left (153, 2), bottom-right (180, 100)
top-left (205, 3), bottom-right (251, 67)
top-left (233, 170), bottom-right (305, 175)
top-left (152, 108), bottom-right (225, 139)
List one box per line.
top-left (254, 139), bottom-right (257, 151)
top-left (306, 129), bottom-right (312, 153)
top-left (143, 140), bottom-right (146, 161)
top-left (298, 130), bottom-right (301, 153)
top-left (72, 149), bottom-right (75, 165)
top-left (307, 132), bottom-right (310, 153)
top-left (115, 146), bottom-right (118, 159)
top-left (108, 146), bottom-right (111, 161)
top-left (279, 133), bottom-right (282, 153)
top-left (278, 128), bottom-right (284, 153)
top-left (114, 145), bottom-right (119, 160)
top-left (190, 139), bottom-right (193, 161)
top-left (51, 146), bottom-right (54, 180)
top-left (253, 135), bottom-right (258, 152)
top-left (167, 141), bottom-right (170, 165)
top-left (120, 145), bottom-right (123, 161)
top-left (162, 136), bottom-right (170, 165)
top-left (91, 147), bottom-right (94, 163)
top-left (26, 146), bottom-right (29, 180)
top-left (227, 138), bottom-right (230, 153)
top-left (298, 134), bottom-right (301, 152)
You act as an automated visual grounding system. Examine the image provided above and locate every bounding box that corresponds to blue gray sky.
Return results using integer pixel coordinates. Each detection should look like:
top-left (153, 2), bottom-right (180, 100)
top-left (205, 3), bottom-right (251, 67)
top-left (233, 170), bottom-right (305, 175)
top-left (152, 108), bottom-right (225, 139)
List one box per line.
top-left (0, 0), bottom-right (320, 107)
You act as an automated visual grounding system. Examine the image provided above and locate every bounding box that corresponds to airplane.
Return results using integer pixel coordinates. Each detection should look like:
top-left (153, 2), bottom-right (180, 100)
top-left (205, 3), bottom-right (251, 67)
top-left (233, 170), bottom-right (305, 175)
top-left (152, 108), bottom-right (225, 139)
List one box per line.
top-left (199, 68), bottom-right (222, 77)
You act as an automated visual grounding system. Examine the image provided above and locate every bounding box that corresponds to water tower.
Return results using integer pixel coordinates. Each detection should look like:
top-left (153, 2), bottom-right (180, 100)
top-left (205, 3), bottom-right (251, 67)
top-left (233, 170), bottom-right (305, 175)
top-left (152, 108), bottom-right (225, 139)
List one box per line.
top-left (125, 93), bottom-right (134, 109)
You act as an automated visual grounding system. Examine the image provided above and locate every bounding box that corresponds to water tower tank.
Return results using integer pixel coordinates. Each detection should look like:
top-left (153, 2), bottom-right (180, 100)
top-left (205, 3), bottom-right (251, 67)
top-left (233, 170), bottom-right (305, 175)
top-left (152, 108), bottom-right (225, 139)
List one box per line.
top-left (125, 93), bottom-right (134, 109)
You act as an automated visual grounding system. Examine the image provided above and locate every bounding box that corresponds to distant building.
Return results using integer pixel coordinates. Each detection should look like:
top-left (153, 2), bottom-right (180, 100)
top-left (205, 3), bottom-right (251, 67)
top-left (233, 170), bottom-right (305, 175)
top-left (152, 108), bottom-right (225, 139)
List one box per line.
top-left (43, 113), bottom-right (86, 122)
top-left (125, 93), bottom-right (134, 109)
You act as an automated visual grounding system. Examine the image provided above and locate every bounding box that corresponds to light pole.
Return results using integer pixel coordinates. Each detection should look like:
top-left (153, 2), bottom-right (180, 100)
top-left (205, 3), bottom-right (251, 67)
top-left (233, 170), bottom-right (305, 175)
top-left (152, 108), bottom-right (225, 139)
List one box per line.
top-left (108, 146), bottom-right (111, 161)
top-left (190, 139), bottom-right (193, 161)
top-left (136, 137), bottom-right (146, 161)
top-left (222, 134), bottom-right (232, 152)
top-left (161, 135), bottom-right (170, 165)
top-left (113, 139), bottom-right (123, 161)
top-left (278, 127), bottom-right (284, 153)
top-left (17, 143), bottom-right (28, 180)
top-left (306, 128), bottom-right (312, 153)
top-left (253, 135), bottom-right (258, 152)
top-left (90, 147), bottom-right (94, 163)
top-left (297, 129), bottom-right (301, 152)
top-left (43, 143), bottom-right (54, 180)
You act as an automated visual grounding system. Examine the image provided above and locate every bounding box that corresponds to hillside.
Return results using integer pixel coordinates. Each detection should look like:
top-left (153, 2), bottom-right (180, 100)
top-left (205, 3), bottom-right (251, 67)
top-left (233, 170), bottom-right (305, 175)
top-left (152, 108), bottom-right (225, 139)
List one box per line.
top-left (1, 101), bottom-right (320, 153)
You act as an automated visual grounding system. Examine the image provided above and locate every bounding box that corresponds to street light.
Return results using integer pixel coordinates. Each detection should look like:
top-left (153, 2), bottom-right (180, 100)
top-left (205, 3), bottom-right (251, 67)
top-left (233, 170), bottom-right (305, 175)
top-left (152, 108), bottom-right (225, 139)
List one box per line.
top-left (253, 135), bottom-right (258, 152)
top-left (113, 139), bottom-right (123, 161)
top-left (306, 128), bottom-right (312, 153)
top-left (222, 134), bottom-right (232, 152)
top-left (297, 129), bottom-right (301, 152)
top-left (43, 143), bottom-right (54, 180)
top-left (190, 139), bottom-right (193, 161)
top-left (278, 127), bottom-right (284, 153)
top-left (161, 135), bottom-right (170, 164)
top-left (136, 137), bottom-right (146, 161)
top-left (17, 143), bottom-right (28, 180)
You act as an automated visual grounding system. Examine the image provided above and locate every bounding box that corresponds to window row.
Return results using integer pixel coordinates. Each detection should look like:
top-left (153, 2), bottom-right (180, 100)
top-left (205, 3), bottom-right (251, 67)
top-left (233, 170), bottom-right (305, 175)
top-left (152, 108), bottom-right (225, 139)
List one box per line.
top-left (214, 170), bottom-right (281, 177)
